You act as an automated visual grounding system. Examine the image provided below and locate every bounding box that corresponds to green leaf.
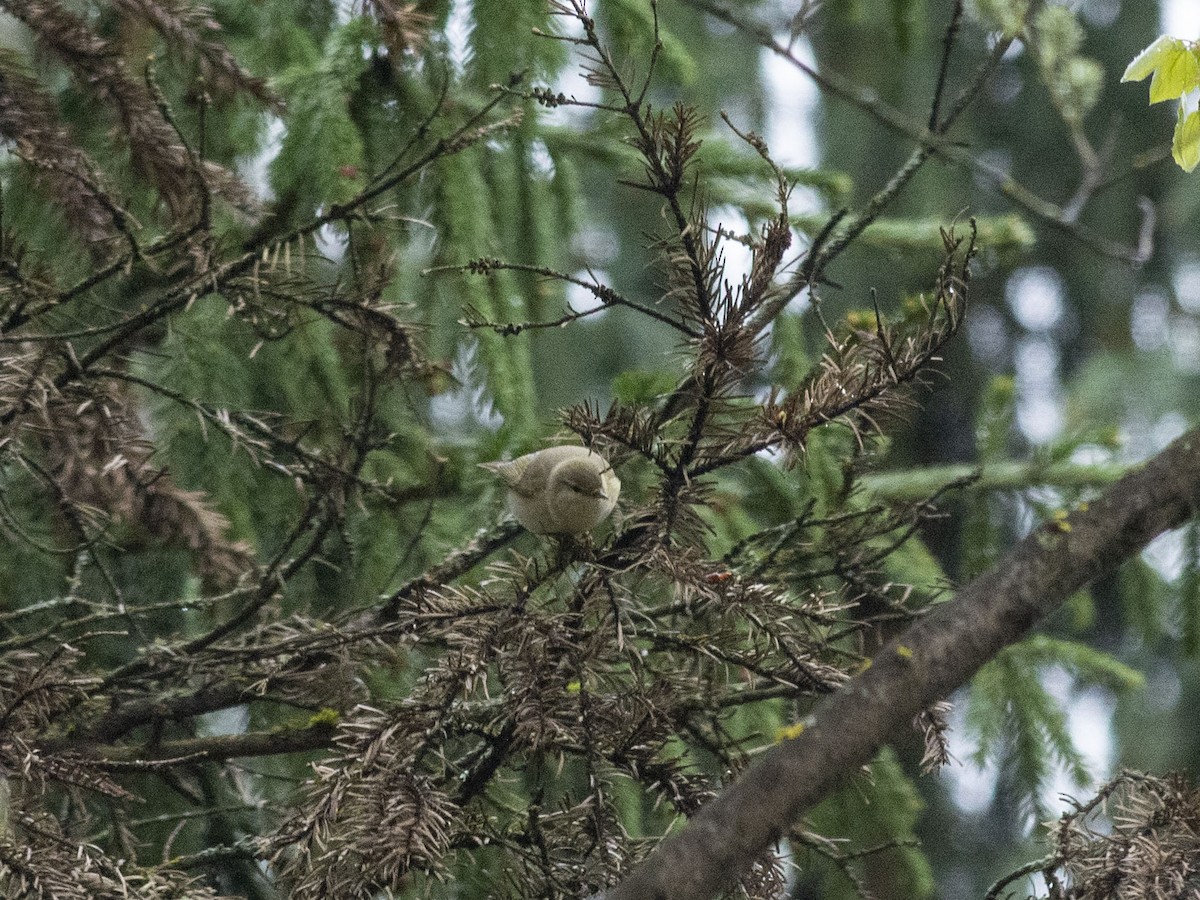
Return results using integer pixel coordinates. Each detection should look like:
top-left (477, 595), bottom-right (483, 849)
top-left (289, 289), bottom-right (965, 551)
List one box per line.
top-left (1173, 107), bottom-right (1200, 173)
top-left (1151, 48), bottom-right (1200, 104)
top-left (1123, 35), bottom-right (1186, 84)
top-left (1120, 36), bottom-right (1200, 104)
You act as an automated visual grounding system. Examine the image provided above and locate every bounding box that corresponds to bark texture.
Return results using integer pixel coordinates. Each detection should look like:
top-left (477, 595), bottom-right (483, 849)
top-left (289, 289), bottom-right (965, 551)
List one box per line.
top-left (609, 427), bottom-right (1200, 900)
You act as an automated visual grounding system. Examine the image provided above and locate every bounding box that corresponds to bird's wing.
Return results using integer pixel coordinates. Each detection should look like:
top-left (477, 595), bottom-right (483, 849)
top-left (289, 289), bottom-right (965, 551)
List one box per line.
top-left (479, 456), bottom-right (535, 494)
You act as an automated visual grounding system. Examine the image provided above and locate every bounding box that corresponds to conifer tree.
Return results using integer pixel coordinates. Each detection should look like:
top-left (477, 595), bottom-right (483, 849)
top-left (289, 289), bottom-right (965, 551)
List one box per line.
top-left (0, 2), bottom-right (1197, 899)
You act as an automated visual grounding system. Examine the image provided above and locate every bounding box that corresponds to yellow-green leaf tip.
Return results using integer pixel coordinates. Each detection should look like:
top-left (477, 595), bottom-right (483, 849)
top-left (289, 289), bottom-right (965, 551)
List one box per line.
top-left (309, 708), bottom-right (341, 727)
top-left (1124, 36), bottom-right (1200, 106)
top-left (1174, 108), bottom-right (1200, 172)
top-left (775, 722), bottom-right (806, 742)
top-left (1123, 35), bottom-right (1181, 83)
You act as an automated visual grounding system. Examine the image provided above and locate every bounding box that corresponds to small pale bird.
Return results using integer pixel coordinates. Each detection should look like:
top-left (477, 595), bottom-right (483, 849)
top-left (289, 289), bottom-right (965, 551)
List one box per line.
top-left (479, 445), bottom-right (620, 535)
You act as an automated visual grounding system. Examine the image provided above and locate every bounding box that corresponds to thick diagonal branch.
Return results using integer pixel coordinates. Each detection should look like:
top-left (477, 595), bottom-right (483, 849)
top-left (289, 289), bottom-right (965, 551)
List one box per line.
top-left (608, 427), bottom-right (1200, 900)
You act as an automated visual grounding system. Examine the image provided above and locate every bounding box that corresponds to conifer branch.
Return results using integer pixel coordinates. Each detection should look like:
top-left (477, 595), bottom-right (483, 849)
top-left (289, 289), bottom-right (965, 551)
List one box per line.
top-left (73, 720), bottom-right (337, 767)
top-left (860, 458), bottom-right (1129, 501)
top-left (433, 258), bottom-right (699, 336)
top-left (607, 426), bottom-right (1200, 900)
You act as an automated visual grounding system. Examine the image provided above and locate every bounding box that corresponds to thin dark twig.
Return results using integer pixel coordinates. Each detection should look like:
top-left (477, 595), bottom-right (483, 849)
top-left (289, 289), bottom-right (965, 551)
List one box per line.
top-left (929, 0), bottom-right (964, 131)
top-left (428, 258), bottom-right (699, 336)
